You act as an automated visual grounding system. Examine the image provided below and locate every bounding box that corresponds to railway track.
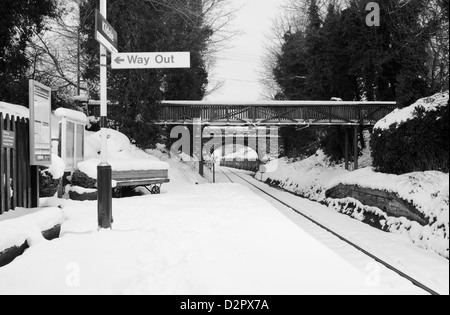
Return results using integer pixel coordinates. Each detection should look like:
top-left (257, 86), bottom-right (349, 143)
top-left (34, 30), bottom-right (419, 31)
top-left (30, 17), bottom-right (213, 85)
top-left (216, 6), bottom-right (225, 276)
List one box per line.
top-left (220, 167), bottom-right (441, 296)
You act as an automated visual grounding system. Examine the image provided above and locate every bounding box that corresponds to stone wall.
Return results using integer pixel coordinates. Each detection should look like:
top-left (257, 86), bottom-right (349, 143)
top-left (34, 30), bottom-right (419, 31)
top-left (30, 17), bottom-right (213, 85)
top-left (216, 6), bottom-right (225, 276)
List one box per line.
top-left (326, 184), bottom-right (428, 226)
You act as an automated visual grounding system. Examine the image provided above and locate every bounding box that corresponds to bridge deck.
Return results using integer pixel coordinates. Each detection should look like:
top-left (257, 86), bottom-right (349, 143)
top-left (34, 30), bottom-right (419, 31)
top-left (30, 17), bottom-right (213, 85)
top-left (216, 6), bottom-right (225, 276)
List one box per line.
top-left (158, 101), bottom-right (397, 126)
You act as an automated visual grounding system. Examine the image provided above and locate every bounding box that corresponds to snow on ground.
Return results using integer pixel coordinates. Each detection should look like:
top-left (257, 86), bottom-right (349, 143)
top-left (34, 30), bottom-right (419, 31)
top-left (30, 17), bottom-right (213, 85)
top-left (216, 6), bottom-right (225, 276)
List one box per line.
top-left (256, 150), bottom-right (449, 258)
top-left (0, 184), bottom-right (386, 295)
top-left (257, 150), bottom-right (347, 201)
top-left (147, 146), bottom-right (208, 189)
top-left (0, 208), bottom-right (64, 253)
top-left (374, 91), bottom-right (448, 131)
top-left (218, 168), bottom-right (449, 295)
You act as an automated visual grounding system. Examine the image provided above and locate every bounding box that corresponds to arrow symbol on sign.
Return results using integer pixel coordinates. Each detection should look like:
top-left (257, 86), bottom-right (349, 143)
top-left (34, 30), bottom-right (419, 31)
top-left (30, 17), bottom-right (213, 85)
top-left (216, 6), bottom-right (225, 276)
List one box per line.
top-left (114, 56), bottom-right (125, 64)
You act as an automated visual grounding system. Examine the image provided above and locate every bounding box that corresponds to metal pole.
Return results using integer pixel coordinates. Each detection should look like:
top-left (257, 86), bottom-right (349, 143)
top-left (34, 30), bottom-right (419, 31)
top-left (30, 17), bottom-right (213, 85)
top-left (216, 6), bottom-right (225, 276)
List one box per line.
top-left (97, 0), bottom-right (112, 229)
top-left (213, 159), bottom-right (215, 183)
top-left (354, 125), bottom-right (359, 171)
top-left (77, 27), bottom-right (81, 97)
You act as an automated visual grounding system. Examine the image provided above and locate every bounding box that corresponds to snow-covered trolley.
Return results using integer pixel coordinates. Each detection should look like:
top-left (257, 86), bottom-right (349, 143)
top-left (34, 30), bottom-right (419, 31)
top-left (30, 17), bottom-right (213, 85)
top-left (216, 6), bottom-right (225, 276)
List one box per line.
top-left (112, 168), bottom-right (170, 196)
top-left (78, 128), bottom-right (171, 198)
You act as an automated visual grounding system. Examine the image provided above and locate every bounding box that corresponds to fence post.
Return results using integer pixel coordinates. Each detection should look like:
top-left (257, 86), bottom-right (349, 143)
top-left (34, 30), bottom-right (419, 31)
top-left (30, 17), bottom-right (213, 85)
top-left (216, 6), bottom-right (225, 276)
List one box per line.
top-left (30, 166), bottom-right (39, 208)
top-left (25, 119), bottom-right (32, 208)
top-left (11, 115), bottom-right (17, 210)
top-left (345, 128), bottom-right (349, 170)
top-left (354, 125), bottom-right (359, 171)
top-left (0, 113), bottom-right (4, 214)
top-left (5, 115), bottom-right (11, 211)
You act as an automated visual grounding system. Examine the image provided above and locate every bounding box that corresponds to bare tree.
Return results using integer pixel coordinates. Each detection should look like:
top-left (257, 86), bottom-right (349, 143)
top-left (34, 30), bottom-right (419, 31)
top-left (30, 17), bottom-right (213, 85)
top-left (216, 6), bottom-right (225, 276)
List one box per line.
top-left (28, 0), bottom-right (93, 108)
top-left (28, 0), bottom-right (239, 105)
top-left (423, 0), bottom-right (449, 91)
top-left (259, 0), bottom-right (311, 100)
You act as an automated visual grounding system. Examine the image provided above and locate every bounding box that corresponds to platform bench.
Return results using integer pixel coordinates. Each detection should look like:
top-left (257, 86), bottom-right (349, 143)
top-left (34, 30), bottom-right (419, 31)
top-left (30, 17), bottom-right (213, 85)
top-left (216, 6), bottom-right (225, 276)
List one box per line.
top-left (112, 170), bottom-right (170, 196)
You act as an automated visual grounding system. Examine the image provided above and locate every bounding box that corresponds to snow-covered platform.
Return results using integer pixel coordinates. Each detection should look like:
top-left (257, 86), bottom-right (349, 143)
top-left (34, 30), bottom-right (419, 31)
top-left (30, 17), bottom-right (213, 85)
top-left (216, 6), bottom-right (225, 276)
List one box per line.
top-left (0, 184), bottom-right (387, 295)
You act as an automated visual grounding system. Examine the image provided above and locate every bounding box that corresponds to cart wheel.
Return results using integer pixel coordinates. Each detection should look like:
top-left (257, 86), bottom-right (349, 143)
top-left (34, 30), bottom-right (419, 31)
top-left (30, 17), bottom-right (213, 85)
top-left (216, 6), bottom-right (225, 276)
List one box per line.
top-left (151, 185), bottom-right (161, 195)
top-left (113, 187), bottom-right (122, 198)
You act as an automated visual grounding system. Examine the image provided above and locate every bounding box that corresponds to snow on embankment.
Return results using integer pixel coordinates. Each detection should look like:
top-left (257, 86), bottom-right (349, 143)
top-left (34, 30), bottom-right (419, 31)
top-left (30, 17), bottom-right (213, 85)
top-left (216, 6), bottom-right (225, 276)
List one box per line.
top-left (257, 152), bottom-right (449, 258)
top-left (257, 150), bottom-right (347, 201)
top-left (327, 169), bottom-right (449, 259)
top-left (147, 144), bottom-right (208, 188)
top-left (78, 129), bottom-right (169, 179)
top-left (374, 91), bottom-right (448, 131)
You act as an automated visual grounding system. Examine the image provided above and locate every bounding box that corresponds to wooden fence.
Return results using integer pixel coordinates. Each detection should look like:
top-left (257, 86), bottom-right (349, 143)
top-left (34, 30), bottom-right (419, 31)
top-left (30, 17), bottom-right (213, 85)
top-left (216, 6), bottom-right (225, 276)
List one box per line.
top-left (0, 113), bottom-right (32, 214)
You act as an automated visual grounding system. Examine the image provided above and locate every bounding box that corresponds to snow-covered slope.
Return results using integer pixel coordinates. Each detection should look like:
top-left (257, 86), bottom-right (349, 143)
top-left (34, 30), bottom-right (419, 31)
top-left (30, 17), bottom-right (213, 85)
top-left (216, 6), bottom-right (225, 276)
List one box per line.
top-left (256, 150), bottom-right (449, 258)
top-left (374, 91), bottom-right (448, 130)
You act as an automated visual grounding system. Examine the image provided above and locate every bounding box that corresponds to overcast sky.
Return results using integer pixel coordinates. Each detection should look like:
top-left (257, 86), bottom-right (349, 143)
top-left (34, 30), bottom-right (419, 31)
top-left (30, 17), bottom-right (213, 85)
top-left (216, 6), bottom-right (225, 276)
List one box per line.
top-left (206, 0), bottom-right (283, 101)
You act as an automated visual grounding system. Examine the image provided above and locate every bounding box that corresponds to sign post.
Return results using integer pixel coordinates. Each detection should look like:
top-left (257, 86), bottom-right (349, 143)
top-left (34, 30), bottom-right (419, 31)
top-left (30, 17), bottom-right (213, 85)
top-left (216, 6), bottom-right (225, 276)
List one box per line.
top-left (29, 79), bottom-right (52, 207)
top-left (95, 0), bottom-right (116, 229)
top-left (111, 52), bottom-right (190, 69)
top-left (94, 1), bottom-right (190, 229)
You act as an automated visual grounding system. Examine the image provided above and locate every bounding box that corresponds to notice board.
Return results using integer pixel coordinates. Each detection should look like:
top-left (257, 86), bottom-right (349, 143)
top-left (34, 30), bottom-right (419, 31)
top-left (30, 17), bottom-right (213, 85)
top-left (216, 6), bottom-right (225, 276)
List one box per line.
top-left (29, 80), bottom-right (52, 166)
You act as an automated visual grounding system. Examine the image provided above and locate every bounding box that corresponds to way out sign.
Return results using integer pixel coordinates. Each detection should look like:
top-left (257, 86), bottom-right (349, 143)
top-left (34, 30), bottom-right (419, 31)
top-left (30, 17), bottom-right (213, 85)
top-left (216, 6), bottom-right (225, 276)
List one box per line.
top-left (111, 52), bottom-right (191, 69)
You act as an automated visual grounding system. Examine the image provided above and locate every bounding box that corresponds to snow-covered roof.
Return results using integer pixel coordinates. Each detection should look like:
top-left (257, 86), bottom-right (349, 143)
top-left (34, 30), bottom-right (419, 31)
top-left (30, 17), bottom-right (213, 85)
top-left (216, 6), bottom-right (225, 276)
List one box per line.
top-left (54, 108), bottom-right (88, 124)
top-left (0, 102), bottom-right (29, 119)
top-left (374, 91), bottom-right (449, 131)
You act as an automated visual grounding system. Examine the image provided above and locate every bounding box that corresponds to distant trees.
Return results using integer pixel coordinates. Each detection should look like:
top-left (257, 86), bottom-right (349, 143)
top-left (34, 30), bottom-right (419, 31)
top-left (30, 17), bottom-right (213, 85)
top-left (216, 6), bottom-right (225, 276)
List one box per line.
top-left (268, 0), bottom-right (449, 107)
top-left (0, 0), bottom-right (58, 105)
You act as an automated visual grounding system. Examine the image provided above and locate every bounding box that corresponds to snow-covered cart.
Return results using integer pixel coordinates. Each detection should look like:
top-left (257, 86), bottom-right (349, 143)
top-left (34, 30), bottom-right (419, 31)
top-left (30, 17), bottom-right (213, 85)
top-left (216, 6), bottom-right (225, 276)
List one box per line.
top-left (112, 169), bottom-right (170, 196)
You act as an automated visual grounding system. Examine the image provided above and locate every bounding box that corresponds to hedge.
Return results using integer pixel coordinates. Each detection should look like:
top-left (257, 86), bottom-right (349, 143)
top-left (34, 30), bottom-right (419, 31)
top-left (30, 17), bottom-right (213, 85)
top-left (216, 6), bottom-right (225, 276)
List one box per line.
top-left (371, 102), bottom-right (449, 174)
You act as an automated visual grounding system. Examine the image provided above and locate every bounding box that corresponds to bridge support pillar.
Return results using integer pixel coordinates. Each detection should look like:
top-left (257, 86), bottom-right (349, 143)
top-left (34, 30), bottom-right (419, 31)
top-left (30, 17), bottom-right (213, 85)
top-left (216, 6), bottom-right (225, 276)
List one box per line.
top-left (193, 118), bottom-right (204, 177)
top-left (344, 128), bottom-right (350, 170)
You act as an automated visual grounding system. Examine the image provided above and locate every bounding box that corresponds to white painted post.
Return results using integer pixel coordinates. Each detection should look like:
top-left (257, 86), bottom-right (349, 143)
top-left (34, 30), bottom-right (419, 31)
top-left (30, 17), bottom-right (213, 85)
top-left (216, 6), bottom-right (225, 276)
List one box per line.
top-left (97, 0), bottom-right (112, 229)
top-left (100, 0), bottom-right (108, 164)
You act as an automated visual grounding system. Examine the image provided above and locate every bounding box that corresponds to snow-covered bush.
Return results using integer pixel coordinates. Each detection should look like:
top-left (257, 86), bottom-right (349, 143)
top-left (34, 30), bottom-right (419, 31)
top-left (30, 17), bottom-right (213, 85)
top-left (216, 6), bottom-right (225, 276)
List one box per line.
top-left (371, 92), bottom-right (449, 175)
top-left (39, 155), bottom-right (65, 197)
top-left (71, 170), bottom-right (96, 189)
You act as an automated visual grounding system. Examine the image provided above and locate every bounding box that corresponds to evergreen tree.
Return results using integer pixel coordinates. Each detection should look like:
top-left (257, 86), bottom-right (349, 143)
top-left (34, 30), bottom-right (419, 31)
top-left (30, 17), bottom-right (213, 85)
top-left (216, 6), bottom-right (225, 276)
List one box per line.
top-left (0, 0), bottom-right (57, 105)
top-left (303, 0), bottom-right (329, 100)
top-left (347, 0), bottom-right (431, 106)
top-left (272, 0), bottom-right (436, 107)
top-left (273, 31), bottom-right (309, 100)
top-left (80, 0), bottom-right (212, 147)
